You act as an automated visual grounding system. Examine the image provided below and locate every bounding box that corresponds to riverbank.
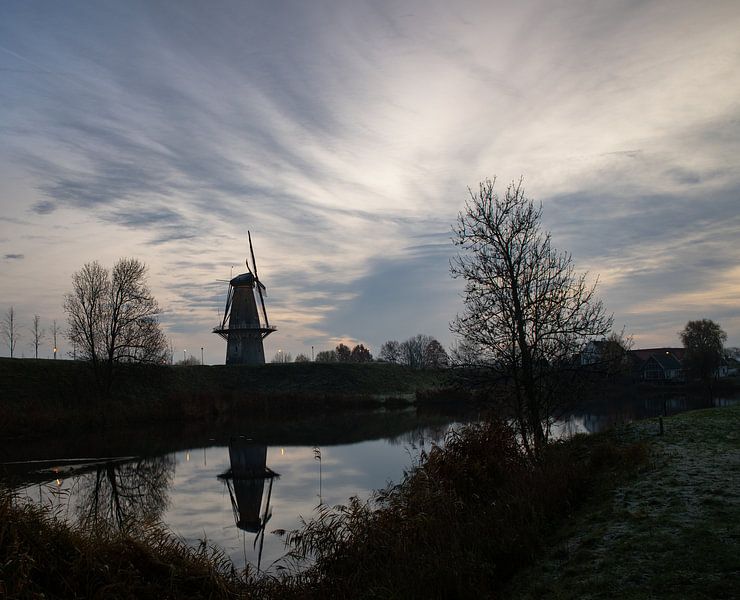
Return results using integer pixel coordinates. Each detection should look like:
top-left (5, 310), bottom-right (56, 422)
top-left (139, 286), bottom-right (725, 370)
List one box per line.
top-left (505, 403), bottom-right (740, 599)
top-left (0, 358), bottom-right (458, 439)
top-left (2, 405), bottom-right (737, 597)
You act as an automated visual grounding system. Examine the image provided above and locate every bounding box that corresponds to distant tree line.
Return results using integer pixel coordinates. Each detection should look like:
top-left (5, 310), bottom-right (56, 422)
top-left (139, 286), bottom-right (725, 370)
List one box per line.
top-left (271, 350), bottom-right (293, 364)
top-left (315, 343), bottom-right (373, 363)
top-left (378, 334), bottom-right (449, 369)
top-left (176, 355), bottom-right (201, 366)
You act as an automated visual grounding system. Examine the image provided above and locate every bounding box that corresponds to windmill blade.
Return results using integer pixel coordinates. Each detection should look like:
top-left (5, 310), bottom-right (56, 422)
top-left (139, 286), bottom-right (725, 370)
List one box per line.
top-left (248, 231), bottom-right (259, 278)
top-left (256, 283), bottom-right (270, 329)
top-left (221, 285), bottom-right (234, 328)
top-left (248, 231), bottom-right (270, 328)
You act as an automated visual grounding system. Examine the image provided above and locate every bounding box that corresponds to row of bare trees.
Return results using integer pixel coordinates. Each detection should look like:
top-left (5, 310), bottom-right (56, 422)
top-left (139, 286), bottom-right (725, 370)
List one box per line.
top-left (1, 307), bottom-right (62, 359)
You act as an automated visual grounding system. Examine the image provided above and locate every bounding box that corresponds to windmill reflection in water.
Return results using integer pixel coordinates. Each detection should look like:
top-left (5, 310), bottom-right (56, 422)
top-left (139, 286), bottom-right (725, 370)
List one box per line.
top-left (218, 436), bottom-right (279, 572)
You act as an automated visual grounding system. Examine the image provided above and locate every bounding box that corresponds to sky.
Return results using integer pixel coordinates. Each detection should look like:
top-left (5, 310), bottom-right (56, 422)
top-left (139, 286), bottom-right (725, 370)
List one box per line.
top-left (1, 0), bottom-right (739, 362)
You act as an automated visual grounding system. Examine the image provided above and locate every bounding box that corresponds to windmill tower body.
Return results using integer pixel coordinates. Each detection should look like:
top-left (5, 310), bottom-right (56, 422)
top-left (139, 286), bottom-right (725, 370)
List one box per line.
top-left (214, 233), bottom-right (276, 365)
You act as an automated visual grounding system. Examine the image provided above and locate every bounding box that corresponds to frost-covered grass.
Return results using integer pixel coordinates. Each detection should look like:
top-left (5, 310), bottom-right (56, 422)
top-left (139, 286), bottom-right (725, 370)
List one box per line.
top-left (507, 404), bottom-right (740, 599)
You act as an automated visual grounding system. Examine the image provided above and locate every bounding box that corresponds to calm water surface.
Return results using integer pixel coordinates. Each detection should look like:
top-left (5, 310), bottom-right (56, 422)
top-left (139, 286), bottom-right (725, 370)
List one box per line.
top-left (11, 418), bottom-right (454, 571)
top-left (5, 394), bottom-right (738, 572)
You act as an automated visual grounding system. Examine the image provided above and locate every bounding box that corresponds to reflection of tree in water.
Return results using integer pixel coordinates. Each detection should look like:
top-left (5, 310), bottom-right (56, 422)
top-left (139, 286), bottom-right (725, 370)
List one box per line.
top-left (75, 456), bottom-right (175, 530)
top-left (386, 425), bottom-right (451, 447)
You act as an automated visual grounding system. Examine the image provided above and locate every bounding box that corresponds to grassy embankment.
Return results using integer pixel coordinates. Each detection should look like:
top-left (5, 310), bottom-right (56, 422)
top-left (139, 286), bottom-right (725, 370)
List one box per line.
top-left (506, 403), bottom-right (740, 599)
top-left (0, 357), bottom-right (456, 439)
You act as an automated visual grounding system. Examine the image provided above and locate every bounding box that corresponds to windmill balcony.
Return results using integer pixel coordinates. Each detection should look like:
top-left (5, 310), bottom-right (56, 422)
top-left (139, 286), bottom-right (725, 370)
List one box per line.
top-left (212, 321), bottom-right (278, 337)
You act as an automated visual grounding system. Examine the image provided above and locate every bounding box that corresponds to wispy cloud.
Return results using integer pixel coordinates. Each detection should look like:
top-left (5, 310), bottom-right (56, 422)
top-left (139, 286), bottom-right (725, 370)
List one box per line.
top-left (1, 0), bottom-right (739, 358)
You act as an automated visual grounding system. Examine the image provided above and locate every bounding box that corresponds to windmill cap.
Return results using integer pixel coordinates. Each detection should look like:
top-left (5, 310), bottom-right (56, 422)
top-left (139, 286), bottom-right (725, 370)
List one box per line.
top-left (230, 272), bottom-right (255, 286)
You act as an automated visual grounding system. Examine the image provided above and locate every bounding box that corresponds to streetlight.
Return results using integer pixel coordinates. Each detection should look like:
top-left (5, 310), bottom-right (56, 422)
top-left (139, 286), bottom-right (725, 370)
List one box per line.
top-left (201, 347), bottom-right (204, 365)
top-left (183, 349), bottom-right (187, 362)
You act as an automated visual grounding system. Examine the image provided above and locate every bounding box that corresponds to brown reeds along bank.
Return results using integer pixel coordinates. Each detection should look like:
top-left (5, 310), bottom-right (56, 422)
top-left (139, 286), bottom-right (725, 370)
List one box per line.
top-left (0, 490), bottom-right (244, 599)
top-left (264, 420), bottom-right (647, 599)
top-left (1, 419), bottom-right (645, 600)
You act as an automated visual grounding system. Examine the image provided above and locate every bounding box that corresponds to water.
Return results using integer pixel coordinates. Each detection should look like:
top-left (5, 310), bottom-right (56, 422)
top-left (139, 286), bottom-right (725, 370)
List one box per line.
top-left (4, 409), bottom-right (457, 572)
top-left (3, 394), bottom-right (738, 572)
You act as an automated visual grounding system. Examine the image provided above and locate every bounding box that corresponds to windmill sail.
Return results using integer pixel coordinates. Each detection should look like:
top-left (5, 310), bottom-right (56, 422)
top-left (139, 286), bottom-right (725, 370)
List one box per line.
top-left (248, 231), bottom-right (270, 329)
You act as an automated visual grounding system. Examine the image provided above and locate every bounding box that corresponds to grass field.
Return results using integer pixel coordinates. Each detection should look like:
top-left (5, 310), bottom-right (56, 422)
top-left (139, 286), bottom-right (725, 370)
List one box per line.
top-left (506, 404), bottom-right (740, 599)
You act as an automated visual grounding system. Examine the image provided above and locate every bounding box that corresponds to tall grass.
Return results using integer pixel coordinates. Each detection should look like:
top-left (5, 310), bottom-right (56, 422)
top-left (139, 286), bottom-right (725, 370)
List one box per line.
top-left (0, 490), bottom-right (247, 599)
top-left (267, 420), bottom-right (647, 599)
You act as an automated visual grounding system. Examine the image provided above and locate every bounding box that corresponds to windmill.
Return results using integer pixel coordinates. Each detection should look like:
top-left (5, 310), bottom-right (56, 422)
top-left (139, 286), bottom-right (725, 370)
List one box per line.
top-left (217, 437), bottom-right (279, 572)
top-left (213, 232), bottom-right (276, 365)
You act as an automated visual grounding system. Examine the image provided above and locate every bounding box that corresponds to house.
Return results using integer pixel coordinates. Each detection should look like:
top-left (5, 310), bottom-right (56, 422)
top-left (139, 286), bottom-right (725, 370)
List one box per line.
top-left (580, 340), bottom-right (609, 366)
top-left (630, 348), bottom-right (685, 381)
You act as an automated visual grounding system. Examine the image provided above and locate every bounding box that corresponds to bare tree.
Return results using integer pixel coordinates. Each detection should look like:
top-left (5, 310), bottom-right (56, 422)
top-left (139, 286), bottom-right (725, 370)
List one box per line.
top-left (600, 329), bottom-right (634, 378)
top-left (400, 334), bottom-right (434, 369)
top-left (451, 178), bottom-right (612, 456)
top-left (423, 339), bottom-right (449, 369)
top-left (31, 315), bottom-right (45, 359)
top-left (295, 353), bottom-right (310, 363)
top-left (379, 340), bottom-right (401, 363)
top-left (1, 306), bottom-right (19, 358)
top-left (64, 258), bottom-right (167, 392)
top-left (51, 319), bottom-right (61, 359)
top-left (449, 337), bottom-right (484, 367)
top-left (271, 350), bottom-right (293, 363)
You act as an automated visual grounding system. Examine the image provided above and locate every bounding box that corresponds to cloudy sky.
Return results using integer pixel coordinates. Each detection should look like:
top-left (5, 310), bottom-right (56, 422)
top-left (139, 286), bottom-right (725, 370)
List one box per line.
top-left (1, 0), bottom-right (739, 362)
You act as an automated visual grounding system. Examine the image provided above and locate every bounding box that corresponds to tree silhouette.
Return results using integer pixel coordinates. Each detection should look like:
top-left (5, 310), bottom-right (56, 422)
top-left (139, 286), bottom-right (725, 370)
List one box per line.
top-left (680, 319), bottom-right (727, 386)
top-left (350, 344), bottom-right (373, 363)
top-left (451, 178), bottom-right (611, 456)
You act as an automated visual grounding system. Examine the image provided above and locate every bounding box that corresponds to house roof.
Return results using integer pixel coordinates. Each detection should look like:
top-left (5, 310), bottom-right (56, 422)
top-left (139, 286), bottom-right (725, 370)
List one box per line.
top-left (631, 347), bottom-right (685, 363)
top-left (650, 352), bottom-right (682, 371)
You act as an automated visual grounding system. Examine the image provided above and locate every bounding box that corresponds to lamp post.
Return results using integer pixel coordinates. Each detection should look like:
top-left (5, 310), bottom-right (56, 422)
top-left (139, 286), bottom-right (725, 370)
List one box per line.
top-left (201, 347), bottom-right (204, 365)
top-left (183, 349), bottom-right (187, 363)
